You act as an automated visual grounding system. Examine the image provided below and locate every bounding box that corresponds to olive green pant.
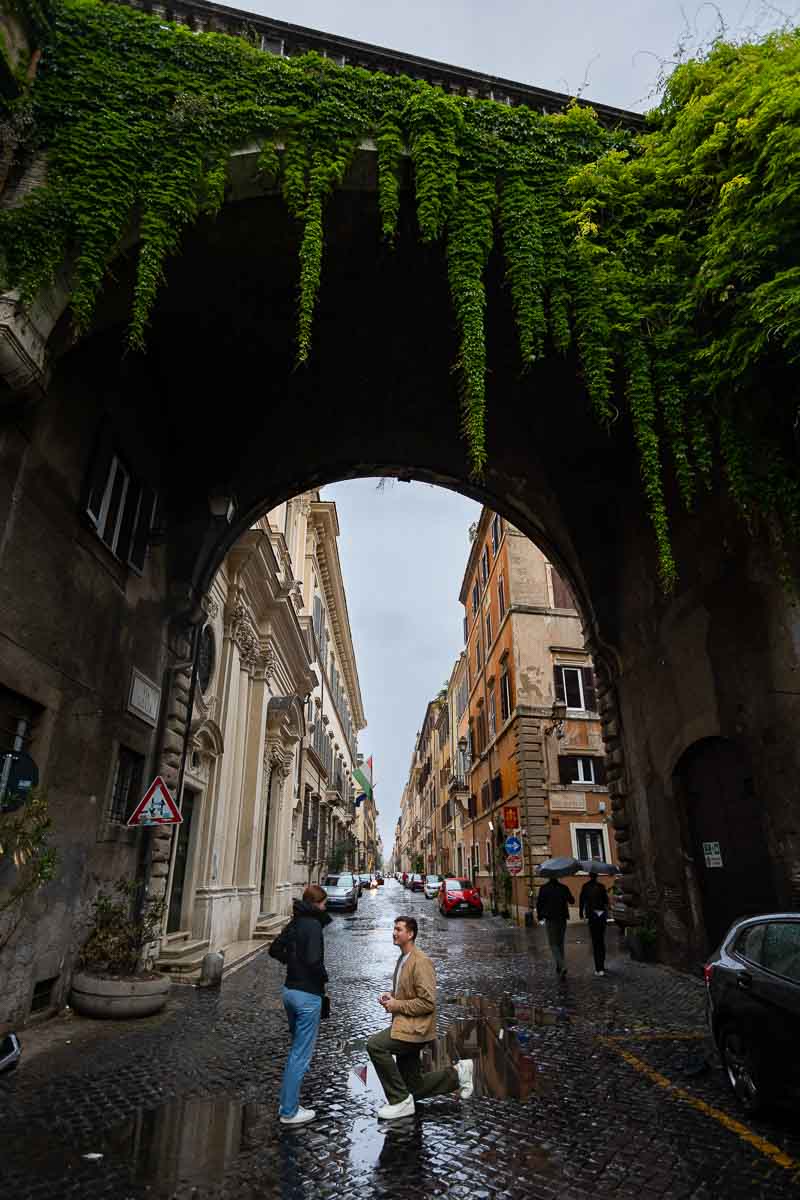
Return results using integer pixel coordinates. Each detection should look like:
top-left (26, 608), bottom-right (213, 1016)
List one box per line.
top-left (366, 1027), bottom-right (459, 1105)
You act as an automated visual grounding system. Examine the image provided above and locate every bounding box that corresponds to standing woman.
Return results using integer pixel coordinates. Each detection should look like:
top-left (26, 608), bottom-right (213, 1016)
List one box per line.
top-left (276, 883), bottom-right (331, 1126)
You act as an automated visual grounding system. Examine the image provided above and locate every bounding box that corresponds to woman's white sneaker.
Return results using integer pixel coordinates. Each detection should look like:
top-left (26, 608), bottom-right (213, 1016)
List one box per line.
top-left (279, 1106), bottom-right (315, 1126)
top-left (456, 1059), bottom-right (474, 1099)
top-left (377, 1094), bottom-right (415, 1120)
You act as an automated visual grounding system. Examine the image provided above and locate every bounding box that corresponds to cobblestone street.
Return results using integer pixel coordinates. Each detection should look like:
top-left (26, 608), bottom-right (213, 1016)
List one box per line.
top-left (2, 881), bottom-right (799, 1199)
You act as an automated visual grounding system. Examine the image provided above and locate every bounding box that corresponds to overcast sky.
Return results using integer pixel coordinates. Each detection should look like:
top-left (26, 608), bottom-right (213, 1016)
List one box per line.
top-left (223, 0), bottom-right (800, 111)
top-left (323, 481), bottom-right (479, 859)
top-left (249, 0), bottom-right (800, 856)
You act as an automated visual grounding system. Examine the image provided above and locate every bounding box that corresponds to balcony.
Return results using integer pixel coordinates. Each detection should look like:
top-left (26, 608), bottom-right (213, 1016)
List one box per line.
top-left (448, 772), bottom-right (468, 795)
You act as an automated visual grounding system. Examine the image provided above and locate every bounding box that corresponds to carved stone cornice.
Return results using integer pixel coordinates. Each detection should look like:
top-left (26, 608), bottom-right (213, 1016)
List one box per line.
top-left (202, 593), bottom-right (219, 620)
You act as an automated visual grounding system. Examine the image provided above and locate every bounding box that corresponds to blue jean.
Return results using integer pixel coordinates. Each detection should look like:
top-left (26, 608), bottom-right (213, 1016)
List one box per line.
top-left (279, 987), bottom-right (322, 1117)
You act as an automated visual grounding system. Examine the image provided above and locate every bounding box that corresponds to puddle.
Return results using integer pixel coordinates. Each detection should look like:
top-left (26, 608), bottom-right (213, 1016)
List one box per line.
top-left (347, 994), bottom-right (550, 1107)
top-left (4, 1094), bottom-right (272, 1192)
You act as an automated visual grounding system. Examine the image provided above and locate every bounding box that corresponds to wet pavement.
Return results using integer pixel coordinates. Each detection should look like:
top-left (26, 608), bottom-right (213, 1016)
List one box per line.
top-left (2, 880), bottom-right (799, 1198)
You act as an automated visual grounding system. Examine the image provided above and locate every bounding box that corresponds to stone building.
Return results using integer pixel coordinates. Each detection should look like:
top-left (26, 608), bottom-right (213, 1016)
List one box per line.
top-left (459, 510), bottom-right (615, 917)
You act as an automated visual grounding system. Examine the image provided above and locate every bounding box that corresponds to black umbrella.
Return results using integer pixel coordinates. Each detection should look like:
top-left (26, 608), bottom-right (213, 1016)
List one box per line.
top-left (536, 856), bottom-right (581, 878)
top-left (578, 860), bottom-right (620, 875)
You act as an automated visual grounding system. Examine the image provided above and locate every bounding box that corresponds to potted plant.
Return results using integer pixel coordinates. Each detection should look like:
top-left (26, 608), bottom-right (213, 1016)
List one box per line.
top-left (627, 912), bottom-right (659, 962)
top-left (71, 880), bottom-right (171, 1018)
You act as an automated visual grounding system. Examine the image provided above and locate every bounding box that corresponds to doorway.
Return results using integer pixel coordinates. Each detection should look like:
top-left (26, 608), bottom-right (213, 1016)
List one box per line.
top-left (675, 738), bottom-right (776, 951)
top-left (166, 787), bottom-right (198, 934)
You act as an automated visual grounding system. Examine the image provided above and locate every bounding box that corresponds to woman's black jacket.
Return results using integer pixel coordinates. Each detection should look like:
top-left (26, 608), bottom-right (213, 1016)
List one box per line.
top-left (284, 899), bottom-right (331, 996)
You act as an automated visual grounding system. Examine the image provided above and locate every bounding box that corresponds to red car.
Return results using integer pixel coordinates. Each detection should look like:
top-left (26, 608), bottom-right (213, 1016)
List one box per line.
top-left (438, 877), bottom-right (483, 917)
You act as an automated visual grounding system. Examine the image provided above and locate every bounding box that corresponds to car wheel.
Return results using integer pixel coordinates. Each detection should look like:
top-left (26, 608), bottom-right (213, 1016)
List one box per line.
top-left (720, 1024), bottom-right (767, 1114)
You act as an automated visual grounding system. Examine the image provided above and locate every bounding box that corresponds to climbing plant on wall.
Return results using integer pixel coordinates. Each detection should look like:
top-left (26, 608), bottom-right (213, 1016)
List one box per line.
top-left (1, 0), bottom-right (799, 589)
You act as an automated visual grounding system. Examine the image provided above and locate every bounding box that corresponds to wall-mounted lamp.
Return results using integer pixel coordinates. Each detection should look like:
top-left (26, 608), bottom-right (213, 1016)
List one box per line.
top-left (543, 699), bottom-right (567, 739)
top-left (208, 489), bottom-right (237, 523)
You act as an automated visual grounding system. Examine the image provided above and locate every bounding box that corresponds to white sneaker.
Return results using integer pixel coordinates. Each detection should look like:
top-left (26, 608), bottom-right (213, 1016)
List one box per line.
top-left (279, 1106), bottom-right (315, 1126)
top-left (595, 970), bottom-right (605, 977)
top-left (456, 1059), bottom-right (474, 1099)
top-left (377, 1094), bottom-right (415, 1120)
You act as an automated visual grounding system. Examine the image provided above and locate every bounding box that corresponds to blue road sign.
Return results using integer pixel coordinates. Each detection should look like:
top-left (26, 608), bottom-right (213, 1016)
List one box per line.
top-left (504, 835), bottom-right (522, 855)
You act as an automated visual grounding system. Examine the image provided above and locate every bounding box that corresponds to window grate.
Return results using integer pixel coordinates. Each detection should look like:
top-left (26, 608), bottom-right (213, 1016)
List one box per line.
top-left (30, 976), bottom-right (58, 1014)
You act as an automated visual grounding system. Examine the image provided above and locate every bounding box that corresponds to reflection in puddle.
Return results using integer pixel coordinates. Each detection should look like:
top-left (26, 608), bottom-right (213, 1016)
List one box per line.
top-left (100, 1094), bottom-right (271, 1189)
top-left (347, 992), bottom-right (553, 1112)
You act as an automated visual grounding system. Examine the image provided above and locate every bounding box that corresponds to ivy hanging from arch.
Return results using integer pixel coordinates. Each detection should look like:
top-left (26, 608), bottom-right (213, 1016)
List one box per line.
top-left (2, 0), bottom-right (800, 589)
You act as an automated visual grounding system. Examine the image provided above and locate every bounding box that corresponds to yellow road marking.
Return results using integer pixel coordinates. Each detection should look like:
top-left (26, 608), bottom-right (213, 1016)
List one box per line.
top-left (598, 1036), bottom-right (800, 1174)
top-left (603, 1030), bottom-right (708, 1042)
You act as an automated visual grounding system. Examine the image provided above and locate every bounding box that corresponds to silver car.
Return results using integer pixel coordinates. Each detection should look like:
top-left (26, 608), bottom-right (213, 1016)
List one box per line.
top-left (323, 873), bottom-right (359, 912)
top-left (424, 874), bottom-right (441, 899)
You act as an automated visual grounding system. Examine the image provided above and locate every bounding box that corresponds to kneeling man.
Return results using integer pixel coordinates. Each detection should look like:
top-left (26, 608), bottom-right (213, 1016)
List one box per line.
top-left (366, 915), bottom-right (473, 1120)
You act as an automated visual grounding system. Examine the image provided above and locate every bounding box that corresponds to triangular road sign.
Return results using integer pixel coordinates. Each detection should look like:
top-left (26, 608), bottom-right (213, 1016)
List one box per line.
top-left (127, 776), bottom-right (182, 827)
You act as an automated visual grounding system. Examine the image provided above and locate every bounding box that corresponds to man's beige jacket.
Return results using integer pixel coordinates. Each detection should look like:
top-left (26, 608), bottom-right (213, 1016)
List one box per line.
top-left (389, 944), bottom-right (437, 1043)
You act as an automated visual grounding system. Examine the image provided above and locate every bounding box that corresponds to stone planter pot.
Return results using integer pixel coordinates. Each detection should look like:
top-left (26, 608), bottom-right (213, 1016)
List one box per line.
top-left (70, 971), bottom-right (171, 1019)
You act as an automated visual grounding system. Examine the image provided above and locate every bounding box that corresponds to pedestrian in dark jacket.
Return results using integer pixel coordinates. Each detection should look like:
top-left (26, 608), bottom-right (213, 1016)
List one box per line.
top-left (277, 884), bottom-right (331, 1127)
top-left (579, 869), bottom-right (609, 976)
top-left (536, 878), bottom-right (574, 976)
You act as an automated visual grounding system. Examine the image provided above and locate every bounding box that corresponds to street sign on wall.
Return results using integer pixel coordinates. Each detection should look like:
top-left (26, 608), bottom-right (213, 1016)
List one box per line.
top-left (502, 805), bottom-right (519, 830)
top-left (506, 854), bottom-right (524, 876)
top-left (127, 776), bottom-right (182, 827)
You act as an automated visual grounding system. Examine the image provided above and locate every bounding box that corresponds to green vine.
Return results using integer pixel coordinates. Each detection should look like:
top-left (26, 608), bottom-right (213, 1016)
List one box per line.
top-left (1, 0), bottom-right (799, 588)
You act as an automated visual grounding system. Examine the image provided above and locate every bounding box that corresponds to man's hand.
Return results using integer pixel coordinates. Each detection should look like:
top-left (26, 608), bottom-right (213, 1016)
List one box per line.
top-left (380, 996), bottom-right (402, 1013)
top-left (378, 991), bottom-right (392, 1004)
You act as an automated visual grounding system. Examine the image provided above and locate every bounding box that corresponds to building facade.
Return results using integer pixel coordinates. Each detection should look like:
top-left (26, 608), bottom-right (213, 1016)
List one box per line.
top-left (459, 510), bottom-right (616, 916)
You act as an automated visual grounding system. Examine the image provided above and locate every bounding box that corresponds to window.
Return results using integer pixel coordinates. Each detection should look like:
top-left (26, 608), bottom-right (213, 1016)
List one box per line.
top-left (472, 842), bottom-right (480, 875)
top-left (480, 782), bottom-right (490, 812)
top-left (463, 615), bottom-right (468, 644)
top-left (575, 827), bottom-right (606, 862)
top-left (498, 575), bottom-right (506, 620)
top-left (86, 448), bottom-right (157, 571)
top-left (492, 514), bottom-right (501, 554)
top-left (468, 793), bottom-right (477, 818)
top-left (485, 839), bottom-right (492, 869)
top-left (472, 582), bottom-right (479, 616)
top-left (762, 921), bottom-right (800, 982)
top-left (476, 639), bottom-right (482, 672)
top-left (554, 665), bottom-right (597, 712)
top-left (198, 625), bottom-right (215, 694)
top-left (476, 709), bottom-right (487, 754)
top-left (736, 923), bottom-right (766, 965)
top-left (485, 611), bottom-right (492, 646)
top-left (491, 773), bottom-right (502, 802)
top-left (500, 669), bottom-right (512, 722)
top-left (481, 546), bottom-right (490, 586)
top-left (558, 755), bottom-right (606, 786)
top-left (488, 689), bottom-right (496, 739)
top-left (109, 746), bottom-right (145, 823)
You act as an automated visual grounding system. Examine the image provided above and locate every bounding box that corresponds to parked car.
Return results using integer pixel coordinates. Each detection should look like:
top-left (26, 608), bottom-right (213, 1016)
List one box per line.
top-left (409, 873), bottom-right (424, 893)
top-left (323, 873), bottom-right (359, 913)
top-left (439, 877), bottom-right (483, 917)
top-left (424, 874), bottom-right (441, 899)
top-left (358, 873), bottom-right (372, 894)
top-left (705, 912), bottom-right (800, 1113)
top-left (376, 875), bottom-right (384, 885)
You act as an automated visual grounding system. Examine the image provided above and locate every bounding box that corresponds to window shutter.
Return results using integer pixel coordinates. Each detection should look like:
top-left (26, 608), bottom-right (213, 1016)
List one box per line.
top-left (582, 667), bottom-right (597, 712)
top-left (594, 757), bottom-right (607, 785)
top-left (127, 485), bottom-right (156, 572)
top-left (551, 569), bottom-right (575, 610)
top-left (558, 756), bottom-right (575, 785)
top-left (553, 666), bottom-right (565, 704)
top-left (85, 425), bottom-right (115, 524)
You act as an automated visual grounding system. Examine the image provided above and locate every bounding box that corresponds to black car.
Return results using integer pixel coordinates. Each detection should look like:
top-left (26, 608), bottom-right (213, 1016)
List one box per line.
top-left (705, 913), bottom-right (800, 1113)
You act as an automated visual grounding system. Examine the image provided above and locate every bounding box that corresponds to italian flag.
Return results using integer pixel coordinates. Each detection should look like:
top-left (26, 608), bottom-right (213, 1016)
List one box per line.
top-left (353, 755), bottom-right (373, 805)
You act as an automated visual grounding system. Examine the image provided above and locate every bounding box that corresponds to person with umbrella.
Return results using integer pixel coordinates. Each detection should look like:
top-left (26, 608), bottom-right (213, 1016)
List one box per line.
top-left (579, 866), bottom-right (610, 977)
top-left (535, 859), bottom-right (576, 977)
